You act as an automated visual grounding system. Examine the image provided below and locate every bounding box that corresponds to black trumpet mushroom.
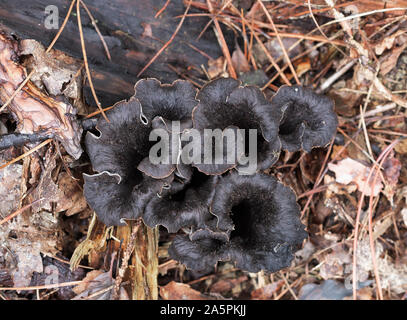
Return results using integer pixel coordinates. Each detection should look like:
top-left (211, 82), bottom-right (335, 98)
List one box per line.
top-left (169, 172), bottom-right (307, 273)
top-left (82, 77), bottom-right (339, 274)
top-left (191, 77), bottom-right (282, 175)
top-left (271, 85), bottom-right (338, 152)
top-left (169, 228), bottom-right (229, 272)
top-left (143, 170), bottom-right (219, 233)
top-left (83, 79), bottom-right (198, 226)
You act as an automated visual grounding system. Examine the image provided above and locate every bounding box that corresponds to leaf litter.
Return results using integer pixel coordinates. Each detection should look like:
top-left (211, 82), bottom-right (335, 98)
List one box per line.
top-left (0, 0), bottom-right (406, 300)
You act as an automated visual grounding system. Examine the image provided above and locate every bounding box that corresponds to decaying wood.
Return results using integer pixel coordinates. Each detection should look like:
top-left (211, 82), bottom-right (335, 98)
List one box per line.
top-left (70, 216), bottom-right (159, 300)
top-left (131, 223), bottom-right (159, 300)
top-left (0, 0), bottom-right (228, 107)
top-left (70, 214), bottom-right (110, 272)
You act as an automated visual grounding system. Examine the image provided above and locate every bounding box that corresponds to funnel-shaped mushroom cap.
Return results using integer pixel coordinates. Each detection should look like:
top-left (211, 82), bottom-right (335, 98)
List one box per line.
top-left (169, 171), bottom-right (307, 273)
top-left (212, 172), bottom-right (307, 272)
top-left (270, 85), bottom-right (338, 152)
top-left (83, 97), bottom-right (173, 226)
top-left (192, 78), bottom-right (281, 174)
top-left (168, 229), bottom-right (229, 272)
top-left (84, 79), bottom-right (198, 226)
top-left (143, 170), bottom-right (219, 233)
top-left (134, 78), bottom-right (198, 122)
top-left (84, 171), bottom-right (173, 226)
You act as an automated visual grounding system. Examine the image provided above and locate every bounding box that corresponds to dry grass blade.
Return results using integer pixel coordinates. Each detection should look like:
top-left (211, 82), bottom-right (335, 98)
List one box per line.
top-left (301, 138), bottom-right (335, 218)
top-left (0, 70), bottom-right (35, 114)
top-left (80, 0), bottom-right (111, 61)
top-left (319, 60), bottom-right (356, 92)
top-left (205, 0), bottom-right (237, 79)
top-left (352, 140), bottom-right (399, 300)
top-left (0, 198), bottom-right (44, 225)
top-left (196, 0), bottom-right (233, 40)
top-left (281, 272), bottom-right (298, 300)
top-left (85, 105), bottom-right (115, 118)
top-left (266, 32), bottom-right (346, 46)
top-left (359, 104), bottom-right (374, 160)
top-left (367, 158), bottom-right (388, 300)
top-left (137, 1), bottom-right (191, 77)
top-left (240, 14), bottom-right (291, 86)
top-left (155, 0), bottom-right (171, 18)
top-left (0, 138), bottom-right (52, 170)
top-left (322, 7), bottom-right (407, 28)
top-left (76, 0), bottom-right (109, 122)
top-left (307, 0), bottom-right (348, 58)
top-left (46, 0), bottom-right (78, 53)
top-left (258, 0), bottom-right (300, 85)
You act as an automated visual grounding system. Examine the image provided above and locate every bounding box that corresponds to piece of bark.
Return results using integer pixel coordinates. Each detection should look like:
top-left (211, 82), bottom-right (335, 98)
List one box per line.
top-left (131, 223), bottom-right (159, 300)
top-left (0, 32), bottom-right (82, 159)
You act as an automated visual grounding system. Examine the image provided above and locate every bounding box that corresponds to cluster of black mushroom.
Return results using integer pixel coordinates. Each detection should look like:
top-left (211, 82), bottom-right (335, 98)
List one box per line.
top-left (83, 77), bottom-right (338, 273)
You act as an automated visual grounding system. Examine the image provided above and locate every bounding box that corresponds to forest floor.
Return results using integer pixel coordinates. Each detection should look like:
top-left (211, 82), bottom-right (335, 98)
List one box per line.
top-left (0, 0), bottom-right (406, 300)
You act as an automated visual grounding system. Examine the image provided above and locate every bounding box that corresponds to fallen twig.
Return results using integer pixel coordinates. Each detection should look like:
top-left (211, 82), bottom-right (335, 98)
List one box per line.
top-left (0, 118), bottom-right (97, 151)
top-left (0, 132), bottom-right (53, 151)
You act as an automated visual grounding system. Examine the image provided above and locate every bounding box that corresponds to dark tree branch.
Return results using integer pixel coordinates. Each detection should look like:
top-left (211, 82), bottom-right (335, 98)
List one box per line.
top-left (0, 118), bottom-right (97, 151)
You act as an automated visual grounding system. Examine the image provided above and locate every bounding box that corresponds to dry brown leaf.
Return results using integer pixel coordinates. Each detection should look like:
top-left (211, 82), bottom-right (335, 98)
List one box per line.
top-left (382, 151), bottom-right (401, 204)
top-left (160, 281), bottom-right (214, 300)
top-left (374, 30), bottom-right (407, 55)
top-left (29, 148), bottom-right (59, 213)
top-left (141, 23), bottom-right (153, 39)
top-left (0, 151), bottom-right (61, 288)
top-left (0, 33), bottom-right (82, 159)
top-left (207, 56), bottom-right (226, 79)
top-left (395, 139), bottom-right (407, 154)
top-left (313, 198), bottom-right (334, 224)
top-left (331, 144), bottom-right (349, 161)
top-left (20, 39), bottom-right (83, 101)
top-left (320, 246), bottom-right (351, 280)
top-left (295, 57), bottom-right (311, 78)
top-left (73, 269), bottom-right (104, 295)
top-left (246, 1), bottom-right (264, 20)
top-left (325, 174), bottom-right (357, 198)
top-left (251, 281), bottom-right (284, 300)
top-left (380, 42), bottom-right (407, 76)
top-left (265, 37), bottom-right (302, 61)
top-left (209, 275), bottom-right (247, 294)
top-left (372, 216), bottom-right (393, 240)
top-left (72, 270), bottom-right (129, 300)
top-left (231, 45), bottom-right (250, 74)
top-left (330, 80), bottom-right (363, 116)
top-left (328, 158), bottom-right (383, 196)
top-left (55, 172), bottom-right (87, 216)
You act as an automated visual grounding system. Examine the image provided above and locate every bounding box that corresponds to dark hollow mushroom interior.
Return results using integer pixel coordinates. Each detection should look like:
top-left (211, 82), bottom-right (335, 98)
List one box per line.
top-left (270, 85), bottom-right (338, 152)
top-left (169, 172), bottom-right (308, 273)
